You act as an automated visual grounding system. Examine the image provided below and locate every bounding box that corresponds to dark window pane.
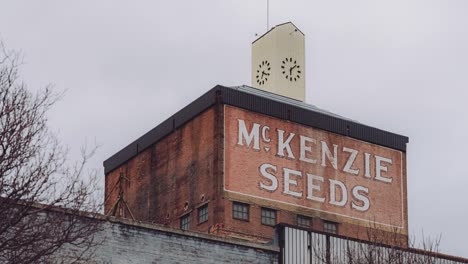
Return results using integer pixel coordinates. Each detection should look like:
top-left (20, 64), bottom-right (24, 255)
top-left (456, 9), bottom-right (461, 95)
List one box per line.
top-left (233, 202), bottom-right (249, 221)
top-left (180, 214), bottom-right (190, 230)
top-left (261, 208), bottom-right (276, 226)
top-left (297, 215), bottom-right (311, 228)
top-left (198, 204), bottom-right (208, 224)
top-left (324, 221), bottom-right (338, 234)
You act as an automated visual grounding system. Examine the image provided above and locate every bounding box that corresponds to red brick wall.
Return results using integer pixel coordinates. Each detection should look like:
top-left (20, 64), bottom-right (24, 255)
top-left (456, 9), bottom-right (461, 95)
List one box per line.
top-left (220, 105), bottom-right (408, 246)
top-left (104, 107), bottom-right (223, 233)
top-left (104, 103), bottom-right (408, 247)
top-left (219, 196), bottom-right (407, 246)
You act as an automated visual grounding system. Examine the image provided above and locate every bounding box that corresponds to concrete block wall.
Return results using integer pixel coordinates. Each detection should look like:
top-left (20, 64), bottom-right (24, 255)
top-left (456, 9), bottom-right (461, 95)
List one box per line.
top-left (90, 219), bottom-right (279, 264)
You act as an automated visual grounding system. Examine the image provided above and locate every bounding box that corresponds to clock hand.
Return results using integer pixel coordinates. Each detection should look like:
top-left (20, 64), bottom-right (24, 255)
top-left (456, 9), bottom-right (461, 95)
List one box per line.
top-left (290, 65), bottom-right (298, 75)
top-left (261, 71), bottom-right (265, 79)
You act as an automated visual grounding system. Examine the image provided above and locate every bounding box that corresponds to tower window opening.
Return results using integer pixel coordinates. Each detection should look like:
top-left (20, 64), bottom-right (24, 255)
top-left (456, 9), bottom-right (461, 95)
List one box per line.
top-left (233, 202), bottom-right (249, 221)
top-left (180, 214), bottom-right (190, 230)
top-left (198, 204), bottom-right (209, 224)
top-left (297, 215), bottom-right (311, 228)
top-left (261, 208), bottom-right (276, 226)
top-left (324, 221), bottom-right (338, 234)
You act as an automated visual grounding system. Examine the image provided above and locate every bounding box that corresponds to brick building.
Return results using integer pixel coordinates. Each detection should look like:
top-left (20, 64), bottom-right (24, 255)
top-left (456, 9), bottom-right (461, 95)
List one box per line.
top-left (104, 22), bottom-right (409, 246)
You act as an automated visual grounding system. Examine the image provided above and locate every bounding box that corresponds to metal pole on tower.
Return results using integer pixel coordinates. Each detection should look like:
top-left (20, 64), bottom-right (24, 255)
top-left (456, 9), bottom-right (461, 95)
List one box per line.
top-left (267, 0), bottom-right (269, 31)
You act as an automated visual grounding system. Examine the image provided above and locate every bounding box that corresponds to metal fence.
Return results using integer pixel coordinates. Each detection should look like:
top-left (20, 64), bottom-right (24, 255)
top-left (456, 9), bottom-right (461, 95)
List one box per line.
top-left (277, 225), bottom-right (468, 264)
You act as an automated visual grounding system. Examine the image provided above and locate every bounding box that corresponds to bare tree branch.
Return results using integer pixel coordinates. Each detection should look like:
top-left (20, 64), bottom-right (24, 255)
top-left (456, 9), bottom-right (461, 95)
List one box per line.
top-left (0, 41), bottom-right (102, 263)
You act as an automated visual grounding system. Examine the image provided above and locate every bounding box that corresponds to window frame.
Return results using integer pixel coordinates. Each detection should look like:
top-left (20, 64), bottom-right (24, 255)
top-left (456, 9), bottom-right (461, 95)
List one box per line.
top-left (180, 213), bottom-right (190, 231)
top-left (323, 221), bottom-right (338, 234)
top-left (297, 215), bottom-right (311, 228)
top-left (232, 202), bottom-right (250, 221)
top-left (261, 207), bottom-right (277, 226)
top-left (198, 204), bottom-right (209, 224)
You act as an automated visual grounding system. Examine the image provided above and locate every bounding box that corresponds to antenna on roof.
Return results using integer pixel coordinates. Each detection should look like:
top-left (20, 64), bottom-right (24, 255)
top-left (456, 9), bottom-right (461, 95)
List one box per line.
top-left (266, 0), bottom-right (270, 31)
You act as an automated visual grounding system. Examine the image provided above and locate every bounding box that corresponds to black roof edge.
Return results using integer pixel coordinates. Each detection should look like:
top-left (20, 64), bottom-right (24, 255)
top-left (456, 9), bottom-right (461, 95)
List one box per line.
top-left (103, 85), bottom-right (409, 175)
top-left (103, 86), bottom-right (221, 175)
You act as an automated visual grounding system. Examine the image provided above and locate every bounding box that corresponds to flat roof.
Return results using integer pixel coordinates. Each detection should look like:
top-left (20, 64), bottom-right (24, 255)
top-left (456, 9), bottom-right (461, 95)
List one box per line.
top-left (104, 85), bottom-right (409, 174)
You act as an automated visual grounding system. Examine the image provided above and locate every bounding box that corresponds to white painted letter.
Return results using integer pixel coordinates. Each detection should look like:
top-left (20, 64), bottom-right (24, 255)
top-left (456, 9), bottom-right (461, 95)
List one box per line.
top-left (261, 126), bottom-right (271, 143)
top-left (364, 153), bottom-right (372, 178)
top-left (283, 168), bottom-right (303, 198)
top-left (277, 129), bottom-right (295, 159)
top-left (306, 174), bottom-right (325, 203)
top-left (237, 119), bottom-right (260, 150)
top-left (375, 156), bottom-right (393, 183)
top-left (321, 142), bottom-right (338, 169)
top-left (351, 186), bottom-right (370, 212)
top-left (343, 147), bottom-right (359, 175)
top-left (329, 179), bottom-right (348, 207)
top-left (300, 136), bottom-right (317, 164)
top-left (259, 163), bottom-right (278, 191)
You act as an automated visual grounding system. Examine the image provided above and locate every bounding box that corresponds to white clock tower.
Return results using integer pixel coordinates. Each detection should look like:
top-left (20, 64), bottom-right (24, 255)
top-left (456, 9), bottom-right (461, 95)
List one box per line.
top-left (251, 22), bottom-right (305, 101)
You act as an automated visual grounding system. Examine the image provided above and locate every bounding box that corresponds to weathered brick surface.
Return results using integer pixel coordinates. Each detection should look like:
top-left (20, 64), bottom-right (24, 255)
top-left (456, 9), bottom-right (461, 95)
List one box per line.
top-left (105, 103), bottom-right (408, 248)
top-left (220, 195), bottom-right (407, 246)
top-left (88, 219), bottom-right (279, 263)
top-left (105, 107), bottom-right (222, 233)
top-left (220, 105), bottom-right (408, 246)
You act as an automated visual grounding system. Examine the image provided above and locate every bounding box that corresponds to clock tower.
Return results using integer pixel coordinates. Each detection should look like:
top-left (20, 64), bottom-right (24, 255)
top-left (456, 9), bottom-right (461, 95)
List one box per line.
top-left (252, 22), bottom-right (305, 101)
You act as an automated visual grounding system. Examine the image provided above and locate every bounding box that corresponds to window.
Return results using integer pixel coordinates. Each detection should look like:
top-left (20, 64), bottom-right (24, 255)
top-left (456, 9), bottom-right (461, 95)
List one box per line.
top-left (324, 221), bottom-right (338, 234)
top-left (198, 204), bottom-right (208, 224)
top-left (297, 215), bottom-right (311, 228)
top-left (261, 208), bottom-right (276, 226)
top-left (233, 202), bottom-right (249, 221)
top-left (180, 214), bottom-right (190, 230)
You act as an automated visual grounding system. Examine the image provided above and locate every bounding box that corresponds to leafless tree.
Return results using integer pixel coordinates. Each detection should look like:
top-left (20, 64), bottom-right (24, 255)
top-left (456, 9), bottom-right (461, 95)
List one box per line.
top-left (0, 42), bottom-right (102, 263)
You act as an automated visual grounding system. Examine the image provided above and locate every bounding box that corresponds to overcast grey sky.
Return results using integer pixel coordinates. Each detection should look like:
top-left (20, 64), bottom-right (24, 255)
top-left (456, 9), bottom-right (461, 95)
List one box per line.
top-left (1, 0), bottom-right (467, 257)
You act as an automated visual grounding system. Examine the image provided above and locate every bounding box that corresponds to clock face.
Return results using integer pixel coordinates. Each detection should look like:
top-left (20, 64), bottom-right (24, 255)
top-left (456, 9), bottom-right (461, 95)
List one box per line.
top-left (256, 60), bottom-right (271, 85)
top-left (281, 57), bottom-right (301, 82)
